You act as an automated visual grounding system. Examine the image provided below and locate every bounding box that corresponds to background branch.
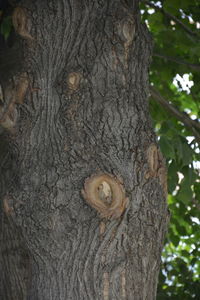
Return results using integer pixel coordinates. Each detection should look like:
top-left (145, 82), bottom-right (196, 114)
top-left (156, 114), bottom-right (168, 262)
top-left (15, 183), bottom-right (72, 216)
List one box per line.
top-left (153, 53), bottom-right (200, 72)
top-left (150, 86), bottom-right (200, 144)
top-left (142, 1), bottom-right (199, 38)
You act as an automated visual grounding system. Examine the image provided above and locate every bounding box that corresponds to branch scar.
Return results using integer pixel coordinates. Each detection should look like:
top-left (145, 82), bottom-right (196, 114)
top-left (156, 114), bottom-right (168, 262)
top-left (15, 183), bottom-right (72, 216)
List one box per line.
top-left (82, 173), bottom-right (129, 219)
top-left (12, 7), bottom-right (33, 40)
top-left (67, 72), bottom-right (82, 92)
top-left (3, 196), bottom-right (13, 216)
top-left (146, 144), bottom-right (168, 197)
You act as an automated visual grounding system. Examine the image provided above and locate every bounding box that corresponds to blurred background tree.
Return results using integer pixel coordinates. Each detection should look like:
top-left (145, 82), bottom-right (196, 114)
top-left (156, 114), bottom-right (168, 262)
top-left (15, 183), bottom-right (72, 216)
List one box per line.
top-left (0, 0), bottom-right (200, 298)
top-left (140, 0), bottom-right (200, 299)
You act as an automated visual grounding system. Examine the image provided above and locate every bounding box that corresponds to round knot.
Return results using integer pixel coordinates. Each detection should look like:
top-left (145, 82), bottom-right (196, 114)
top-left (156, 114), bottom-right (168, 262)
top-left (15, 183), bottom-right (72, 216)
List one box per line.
top-left (82, 173), bottom-right (129, 219)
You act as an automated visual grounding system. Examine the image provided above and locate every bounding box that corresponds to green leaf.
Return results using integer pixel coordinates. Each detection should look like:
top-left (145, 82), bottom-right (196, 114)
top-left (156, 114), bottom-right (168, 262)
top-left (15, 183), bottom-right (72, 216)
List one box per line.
top-left (181, 250), bottom-right (190, 258)
top-left (159, 136), bottom-right (175, 159)
top-left (177, 181), bottom-right (193, 204)
top-left (168, 160), bottom-right (179, 193)
top-left (170, 232), bottom-right (180, 247)
top-left (180, 142), bottom-right (193, 166)
top-left (175, 222), bottom-right (187, 236)
top-left (163, 0), bottom-right (182, 13)
top-left (172, 137), bottom-right (193, 166)
top-left (0, 16), bottom-right (12, 40)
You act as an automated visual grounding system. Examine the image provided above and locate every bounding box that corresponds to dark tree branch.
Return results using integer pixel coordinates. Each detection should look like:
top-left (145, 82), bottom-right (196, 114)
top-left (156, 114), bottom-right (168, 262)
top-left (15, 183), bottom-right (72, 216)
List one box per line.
top-left (142, 1), bottom-right (199, 38)
top-left (150, 86), bottom-right (200, 144)
top-left (153, 53), bottom-right (200, 72)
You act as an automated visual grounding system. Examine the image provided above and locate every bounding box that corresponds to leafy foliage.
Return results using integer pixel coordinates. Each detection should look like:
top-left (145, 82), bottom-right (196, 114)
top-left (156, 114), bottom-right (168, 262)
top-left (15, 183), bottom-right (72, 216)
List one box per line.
top-left (140, 0), bottom-right (200, 298)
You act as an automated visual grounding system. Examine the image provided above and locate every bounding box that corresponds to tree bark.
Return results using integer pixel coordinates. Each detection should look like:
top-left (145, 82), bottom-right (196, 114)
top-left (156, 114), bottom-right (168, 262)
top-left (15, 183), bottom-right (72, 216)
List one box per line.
top-left (0, 0), bottom-right (169, 299)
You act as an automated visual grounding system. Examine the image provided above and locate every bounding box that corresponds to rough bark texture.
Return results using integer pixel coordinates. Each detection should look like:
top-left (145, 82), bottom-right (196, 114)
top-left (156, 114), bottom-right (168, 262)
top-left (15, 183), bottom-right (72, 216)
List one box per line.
top-left (0, 0), bottom-right (169, 299)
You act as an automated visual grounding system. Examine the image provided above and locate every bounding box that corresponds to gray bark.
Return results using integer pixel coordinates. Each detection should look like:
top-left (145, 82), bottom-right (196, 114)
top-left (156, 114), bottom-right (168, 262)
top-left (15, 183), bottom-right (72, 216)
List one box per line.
top-left (0, 0), bottom-right (169, 299)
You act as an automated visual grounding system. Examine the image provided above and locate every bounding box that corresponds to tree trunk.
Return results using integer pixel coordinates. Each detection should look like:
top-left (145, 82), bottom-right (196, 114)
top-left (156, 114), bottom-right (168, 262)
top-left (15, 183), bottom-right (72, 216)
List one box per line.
top-left (0, 0), bottom-right (169, 299)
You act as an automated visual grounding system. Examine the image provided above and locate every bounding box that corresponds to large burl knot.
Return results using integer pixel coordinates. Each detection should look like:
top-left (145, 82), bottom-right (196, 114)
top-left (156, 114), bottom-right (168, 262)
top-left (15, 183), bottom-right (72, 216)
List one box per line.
top-left (82, 173), bottom-right (129, 219)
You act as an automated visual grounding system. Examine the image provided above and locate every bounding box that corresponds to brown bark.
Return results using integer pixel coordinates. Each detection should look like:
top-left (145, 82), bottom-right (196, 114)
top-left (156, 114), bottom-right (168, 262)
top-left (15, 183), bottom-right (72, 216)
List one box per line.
top-left (0, 1), bottom-right (169, 299)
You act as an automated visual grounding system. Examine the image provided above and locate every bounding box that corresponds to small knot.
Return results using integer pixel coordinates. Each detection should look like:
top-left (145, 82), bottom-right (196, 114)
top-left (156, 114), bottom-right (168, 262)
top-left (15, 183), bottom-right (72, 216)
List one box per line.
top-left (67, 72), bottom-right (82, 92)
top-left (82, 173), bottom-right (129, 219)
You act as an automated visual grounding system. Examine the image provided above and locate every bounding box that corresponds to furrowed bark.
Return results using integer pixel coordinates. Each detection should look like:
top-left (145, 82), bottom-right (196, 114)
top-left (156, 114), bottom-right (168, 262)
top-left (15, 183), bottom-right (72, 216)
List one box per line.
top-left (0, 0), bottom-right (169, 299)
